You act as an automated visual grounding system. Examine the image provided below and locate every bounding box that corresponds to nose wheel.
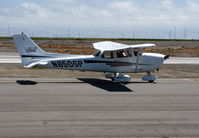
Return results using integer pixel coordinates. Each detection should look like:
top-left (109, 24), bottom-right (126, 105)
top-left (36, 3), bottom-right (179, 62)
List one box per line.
top-left (142, 72), bottom-right (157, 83)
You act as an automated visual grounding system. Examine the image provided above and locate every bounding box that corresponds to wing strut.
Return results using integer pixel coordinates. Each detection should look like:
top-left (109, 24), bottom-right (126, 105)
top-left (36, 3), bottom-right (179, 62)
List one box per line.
top-left (135, 49), bottom-right (140, 72)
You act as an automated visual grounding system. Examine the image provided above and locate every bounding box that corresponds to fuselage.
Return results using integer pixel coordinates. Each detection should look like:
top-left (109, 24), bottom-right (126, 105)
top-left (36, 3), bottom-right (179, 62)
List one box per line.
top-left (33, 51), bottom-right (165, 73)
top-left (12, 33), bottom-right (167, 82)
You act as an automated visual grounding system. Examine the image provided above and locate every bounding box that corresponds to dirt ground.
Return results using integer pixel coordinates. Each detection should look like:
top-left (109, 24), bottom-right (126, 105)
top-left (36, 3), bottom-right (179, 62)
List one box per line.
top-left (0, 38), bottom-right (199, 57)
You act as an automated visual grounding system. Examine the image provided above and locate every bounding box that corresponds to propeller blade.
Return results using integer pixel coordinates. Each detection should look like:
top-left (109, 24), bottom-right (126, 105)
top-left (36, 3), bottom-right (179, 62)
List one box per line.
top-left (164, 55), bottom-right (170, 60)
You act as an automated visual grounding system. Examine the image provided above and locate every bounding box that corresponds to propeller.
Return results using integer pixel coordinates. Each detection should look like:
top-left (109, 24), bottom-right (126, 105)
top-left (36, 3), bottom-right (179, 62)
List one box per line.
top-left (164, 55), bottom-right (170, 60)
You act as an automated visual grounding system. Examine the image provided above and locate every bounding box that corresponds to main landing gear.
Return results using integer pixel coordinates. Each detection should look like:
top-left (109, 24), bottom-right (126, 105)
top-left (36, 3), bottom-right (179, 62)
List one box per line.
top-left (105, 73), bottom-right (131, 82)
top-left (142, 72), bottom-right (157, 83)
top-left (105, 72), bottom-right (157, 83)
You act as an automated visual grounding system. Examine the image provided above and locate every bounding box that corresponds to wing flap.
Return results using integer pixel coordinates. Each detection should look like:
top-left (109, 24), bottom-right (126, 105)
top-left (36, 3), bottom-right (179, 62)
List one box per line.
top-left (129, 44), bottom-right (156, 49)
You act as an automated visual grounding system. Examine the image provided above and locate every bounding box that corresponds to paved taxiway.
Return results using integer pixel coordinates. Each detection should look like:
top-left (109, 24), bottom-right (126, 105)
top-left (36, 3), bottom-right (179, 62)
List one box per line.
top-left (0, 78), bottom-right (199, 137)
top-left (0, 52), bottom-right (199, 64)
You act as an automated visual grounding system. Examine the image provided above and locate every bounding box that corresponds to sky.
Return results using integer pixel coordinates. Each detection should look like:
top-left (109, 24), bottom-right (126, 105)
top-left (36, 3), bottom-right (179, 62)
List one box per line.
top-left (0, 0), bottom-right (199, 39)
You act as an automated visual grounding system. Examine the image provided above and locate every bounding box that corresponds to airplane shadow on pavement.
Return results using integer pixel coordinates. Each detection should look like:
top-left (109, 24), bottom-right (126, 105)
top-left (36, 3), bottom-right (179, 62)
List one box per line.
top-left (78, 78), bottom-right (133, 92)
top-left (16, 78), bottom-right (152, 92)
top-left (16, 80), bottom-right (38, 85)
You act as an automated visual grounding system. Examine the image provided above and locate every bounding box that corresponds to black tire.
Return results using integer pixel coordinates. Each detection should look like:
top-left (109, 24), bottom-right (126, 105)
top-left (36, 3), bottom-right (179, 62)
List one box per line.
top-left (148, 80), bottom-right (154, 83)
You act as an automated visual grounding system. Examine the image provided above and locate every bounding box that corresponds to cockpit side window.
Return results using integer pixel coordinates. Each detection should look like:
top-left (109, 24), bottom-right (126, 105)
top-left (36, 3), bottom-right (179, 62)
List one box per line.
top-left (133, 49), bottom-right (142, 56)
top-left (116, 50), bottom-right (132, 58)
top-left (101, 50), bottom-right (134, 58)
top-left (126, 50), bottom-right (132, 57)
top-left (134, 51), bottom-right (138, 56)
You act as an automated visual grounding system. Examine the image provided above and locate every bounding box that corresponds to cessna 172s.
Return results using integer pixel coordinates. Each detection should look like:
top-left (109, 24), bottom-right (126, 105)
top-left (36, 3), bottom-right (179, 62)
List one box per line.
top-left (13, 33), bottom-right (169, 82)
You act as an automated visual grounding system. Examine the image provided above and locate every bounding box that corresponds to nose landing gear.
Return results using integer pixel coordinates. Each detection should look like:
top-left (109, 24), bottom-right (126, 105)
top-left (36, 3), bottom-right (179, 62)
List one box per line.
top-left (142, 72), bottom-right (157, 83)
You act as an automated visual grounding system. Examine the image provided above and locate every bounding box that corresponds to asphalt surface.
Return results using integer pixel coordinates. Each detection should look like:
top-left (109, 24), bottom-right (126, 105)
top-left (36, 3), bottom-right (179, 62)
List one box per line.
top-left (0, 52), bottom-right (21, 63)
top-left (0, 78), bottom-right (199, 137)
top-left (0, 52), bottom-right (199, 64)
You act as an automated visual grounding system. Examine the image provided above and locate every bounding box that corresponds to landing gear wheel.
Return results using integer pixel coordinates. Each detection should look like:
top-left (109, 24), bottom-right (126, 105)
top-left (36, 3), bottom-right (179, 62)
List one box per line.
top-left (106, 73), bottom-right (131, 83)
top-left (142, 72), bottom-right (157, 83)
top-left (148, 80), bottom-right (154, 83)
top-left (112, 73), bottom-right (131, 82)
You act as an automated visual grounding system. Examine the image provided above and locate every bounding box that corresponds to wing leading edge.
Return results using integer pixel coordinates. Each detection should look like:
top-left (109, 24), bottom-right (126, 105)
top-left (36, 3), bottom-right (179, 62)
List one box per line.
top-left (93, 41), bottom-right (156, 51)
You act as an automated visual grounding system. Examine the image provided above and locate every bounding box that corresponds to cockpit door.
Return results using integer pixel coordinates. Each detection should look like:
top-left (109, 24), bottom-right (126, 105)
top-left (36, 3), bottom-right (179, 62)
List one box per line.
top-left (134, 49), bottom-right (140, 72)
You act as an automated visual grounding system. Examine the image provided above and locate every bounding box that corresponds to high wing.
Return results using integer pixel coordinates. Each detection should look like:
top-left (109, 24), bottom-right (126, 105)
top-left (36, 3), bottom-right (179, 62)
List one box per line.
top-left (93, 41), bottom-right (156, 51)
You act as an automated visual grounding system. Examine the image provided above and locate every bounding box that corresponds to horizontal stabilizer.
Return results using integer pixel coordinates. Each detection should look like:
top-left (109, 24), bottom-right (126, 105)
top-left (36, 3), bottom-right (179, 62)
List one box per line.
top-left (24, 61), bottom-right (48, 68)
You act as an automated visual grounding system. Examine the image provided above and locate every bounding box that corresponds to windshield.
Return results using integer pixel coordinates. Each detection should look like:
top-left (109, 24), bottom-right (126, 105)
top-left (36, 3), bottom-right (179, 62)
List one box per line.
top-left (93, 51), bottom-right (101, 57)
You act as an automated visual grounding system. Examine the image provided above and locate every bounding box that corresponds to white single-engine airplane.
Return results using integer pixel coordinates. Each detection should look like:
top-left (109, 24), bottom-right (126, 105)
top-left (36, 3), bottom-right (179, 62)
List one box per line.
top-left (13, 33), bottom-right (169, 82)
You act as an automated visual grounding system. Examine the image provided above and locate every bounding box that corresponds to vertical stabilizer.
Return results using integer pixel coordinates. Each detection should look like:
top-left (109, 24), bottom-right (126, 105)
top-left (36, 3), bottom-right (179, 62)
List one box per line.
top-left (12, 33), bottom-right (46, 56)
top-left (12, 33), bottom-right (47, 67)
